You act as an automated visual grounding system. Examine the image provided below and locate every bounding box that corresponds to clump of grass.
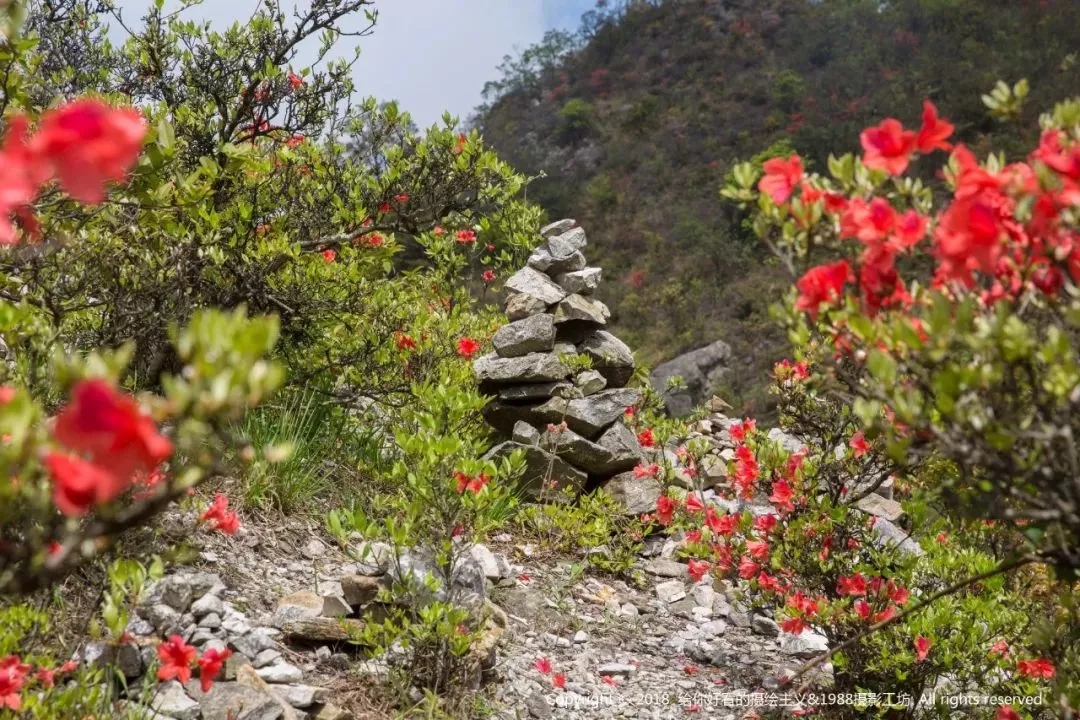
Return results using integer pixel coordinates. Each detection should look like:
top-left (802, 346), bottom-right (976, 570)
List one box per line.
top-left (232, 389), bottom-right (362, 513)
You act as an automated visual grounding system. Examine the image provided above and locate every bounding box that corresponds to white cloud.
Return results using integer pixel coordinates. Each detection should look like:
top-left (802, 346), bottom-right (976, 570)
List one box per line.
top-left (106, 0), bottom-right (591, 127)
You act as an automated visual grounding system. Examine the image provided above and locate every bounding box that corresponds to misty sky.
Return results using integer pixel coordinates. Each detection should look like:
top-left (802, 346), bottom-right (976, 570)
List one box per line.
top-left (107, 1), bottom-right (593, 128)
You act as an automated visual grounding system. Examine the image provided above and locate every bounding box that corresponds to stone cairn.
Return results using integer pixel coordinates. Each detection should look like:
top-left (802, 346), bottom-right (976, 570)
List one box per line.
top-left (475, 219), bottom-right (654, 510)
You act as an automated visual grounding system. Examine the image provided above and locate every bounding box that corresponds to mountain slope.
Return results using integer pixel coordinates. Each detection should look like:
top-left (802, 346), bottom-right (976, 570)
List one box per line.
top-left (473, 0), bottom-right (1080, 415)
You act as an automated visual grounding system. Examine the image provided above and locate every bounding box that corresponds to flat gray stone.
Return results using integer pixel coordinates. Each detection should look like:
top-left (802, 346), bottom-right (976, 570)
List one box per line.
top-left (780, 630), bottom-right (830, 659)
top-left (482, 441), bottom-right (587, 499)
top-left (505, 267), bottom-right (566, 305)
top-left (644, 559), bottom-right (689, 578)
top-left (505, 292), bottom-right (548, 320)
top-left (578, 330), bottom-right (635, 387)
top-left (554, 267), bottom-right (602, 295)
top-left (269, 683), bottom-right (328, 709)
top-left (540, 219), bottom-right (576, 238)
top-left (229, 631), bottom-right (276, 661)
top-left (252, 649), bottom-right (281, 669)
top-left (597, 663), bottom-right (636, 677)
top-left (656, 580), bottom-right (687, 604)
top-left (151, 680), bottom-right (200, 720)
top-left (493, 314), bottom-right (556, 358)
top-left (474, 352), bottom-right (570, 385)
top-left (496, 382), bottom-right (578, 402)
top-left (870, 517), bottom-right (924, 556)
top-left (553, 294), bottom-right (610, 326)
top-left (548, 226), bottom-right (587, 253)
top-left (855, 493), bottom-right (904, 522)
top-left (255, 662), bottom-right (303, 684)
top-left (528, 242), bottom-right (587, 275)
top-left (533, 388), bottom-right (642, 439)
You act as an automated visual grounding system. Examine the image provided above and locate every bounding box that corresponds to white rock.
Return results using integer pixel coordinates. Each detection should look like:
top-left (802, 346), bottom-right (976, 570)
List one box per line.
top-left (150, 680), bottom-right (200, 720)
top-left (655, 580), bottom-right (687, 604)
top-left (255, 661), bottom-right (304, 684)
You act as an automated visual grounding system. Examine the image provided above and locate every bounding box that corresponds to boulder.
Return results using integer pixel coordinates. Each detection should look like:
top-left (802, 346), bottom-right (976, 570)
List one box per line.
top-left (492, 314), bottom-right (556, 358)
top-left (553, 267), bottom-right (602, 295)
top-left (505, 292), bottom-right (548, 320)
top-left (553, 294), bottom-right (610, 326)
top-left (474, 352), bottom-right (570, 385)
top-left (548, 226), bottom-right (587, 254)
top-left (578, 330), bottom-right (635, 387)
top-left (482, 441), bottom-right (587, 498)
top-left (601, 472), bottom-right (661, 515)
top-left (504, 267), bottom-right (566, 305)
top-left (649, 340), bottom-right (731, 417)
top-left (533, 388), bottom-right (642, 439)
top-left (539, 425), bottom-right (640, 476)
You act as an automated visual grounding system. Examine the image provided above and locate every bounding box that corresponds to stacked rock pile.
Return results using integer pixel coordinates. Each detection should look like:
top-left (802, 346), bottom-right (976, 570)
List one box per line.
top-left (476, 220), bottom-right (649, 503)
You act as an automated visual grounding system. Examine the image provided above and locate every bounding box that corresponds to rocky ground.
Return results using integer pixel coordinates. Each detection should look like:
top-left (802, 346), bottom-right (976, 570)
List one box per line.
top-left (82, 402), bottom-right (911, 720)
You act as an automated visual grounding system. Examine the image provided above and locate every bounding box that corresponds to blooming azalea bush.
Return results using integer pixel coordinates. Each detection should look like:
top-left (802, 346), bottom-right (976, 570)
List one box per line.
top-left (723, 92), bottom-right (1080, 715)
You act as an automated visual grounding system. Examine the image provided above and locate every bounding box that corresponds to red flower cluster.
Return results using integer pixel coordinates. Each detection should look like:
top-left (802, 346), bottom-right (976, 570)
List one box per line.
top-left (0, 99), bottom-right (146, 244)
top-left (454, 471), bottom-right (490, 494)
top-left (45, 380), bottom-right (173, 517)
top-left (199, 494), bottom-right (240, 535)
top-left (456, 337), bottom-right (480, 359)
top-left (157, 636), bottom-right (231, 692)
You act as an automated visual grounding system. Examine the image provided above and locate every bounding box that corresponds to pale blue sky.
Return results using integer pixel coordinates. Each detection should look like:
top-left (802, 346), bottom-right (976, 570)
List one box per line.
top-left (107, 0), bottom-right (593, 127)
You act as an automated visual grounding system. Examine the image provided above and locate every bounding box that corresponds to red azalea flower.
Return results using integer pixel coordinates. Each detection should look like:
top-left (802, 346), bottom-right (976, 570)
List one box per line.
top-left (482, 269), bottom-right (496, 283)
top-left (197, 648), bottom-right (232, 692)
top-left (849, 431), bottom-right (870, 457)
top-left (456, 229), bottom-right (477, 245)
top-left (44, 452), bottom-right (126, 517)
top-left (395, 333), bottom-right (417, 351)
top-left (656, 495), bottom-right (676, 525)
top-left (455, 133), bottom-right (467, 154)
top-left (456, 337), bottom-right (480, 359)
top-left (996, 706), bottom-right (1022, 720)
top-left (737, 557), bottom-right (759, 580)
top-left (837, 574), bottom-right (867, 596)
top-left (1017, 658), bottom-right (1055, 679)
top-left (433, 225), bottom-right (445, 236)
top-left (795, 261), bottom-right (852, 318)
top-left (601, 675), bottom-right (617, 686)
top-left (552, 673), bottom-right (566, 689)
top-left (758, 154), bottom-right (803, 205)
top-left (32, 99), bottom-right (147, 205)
top-left (915, 100), bottom-right (954, 154)
top-left (453, 471), bottom-right (471, 494)
top-left (684, 493), bottom-right (704, 514)
top-left (990, 640), bottom-right (1011, 658)
top-left (861, 117), bottom-right (917, 175)
top-left (285, 134), bottom-right (304, 149)
top-left (518, 573), bottom-right (531, 583)
top-left (745, 539), bottom-right (770, 561)
top-left (687, 559), bottom-right (711, 582)
top-left (636, 428), bottom-right (655, 447)
top-left (853, 599), bottom-right (871, 620)
top-left (322, 248), bottom-right (336, 263)
top-left (200, 494), bottom-right (240, 535)
top-left (0, 386), bottom-right (14, 404)
top-left (0, 656), bottom-right (30, 710)
top-left (53, 379), bottom-right (173, 488)
top-left (914, 636), bottom-right (931, 662)
top-left (287, 72), bottom-right (304, 89)
top-left (768, 480), bottom-right (795, 514)
top-left (156, 636), bottom-right (197, 684)
top-left (465, 473), bottom-right (490, 494)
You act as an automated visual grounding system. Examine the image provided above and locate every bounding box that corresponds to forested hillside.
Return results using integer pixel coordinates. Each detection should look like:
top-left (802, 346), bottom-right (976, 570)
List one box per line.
top-left (473, 0), bottom-right (1080, 414)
